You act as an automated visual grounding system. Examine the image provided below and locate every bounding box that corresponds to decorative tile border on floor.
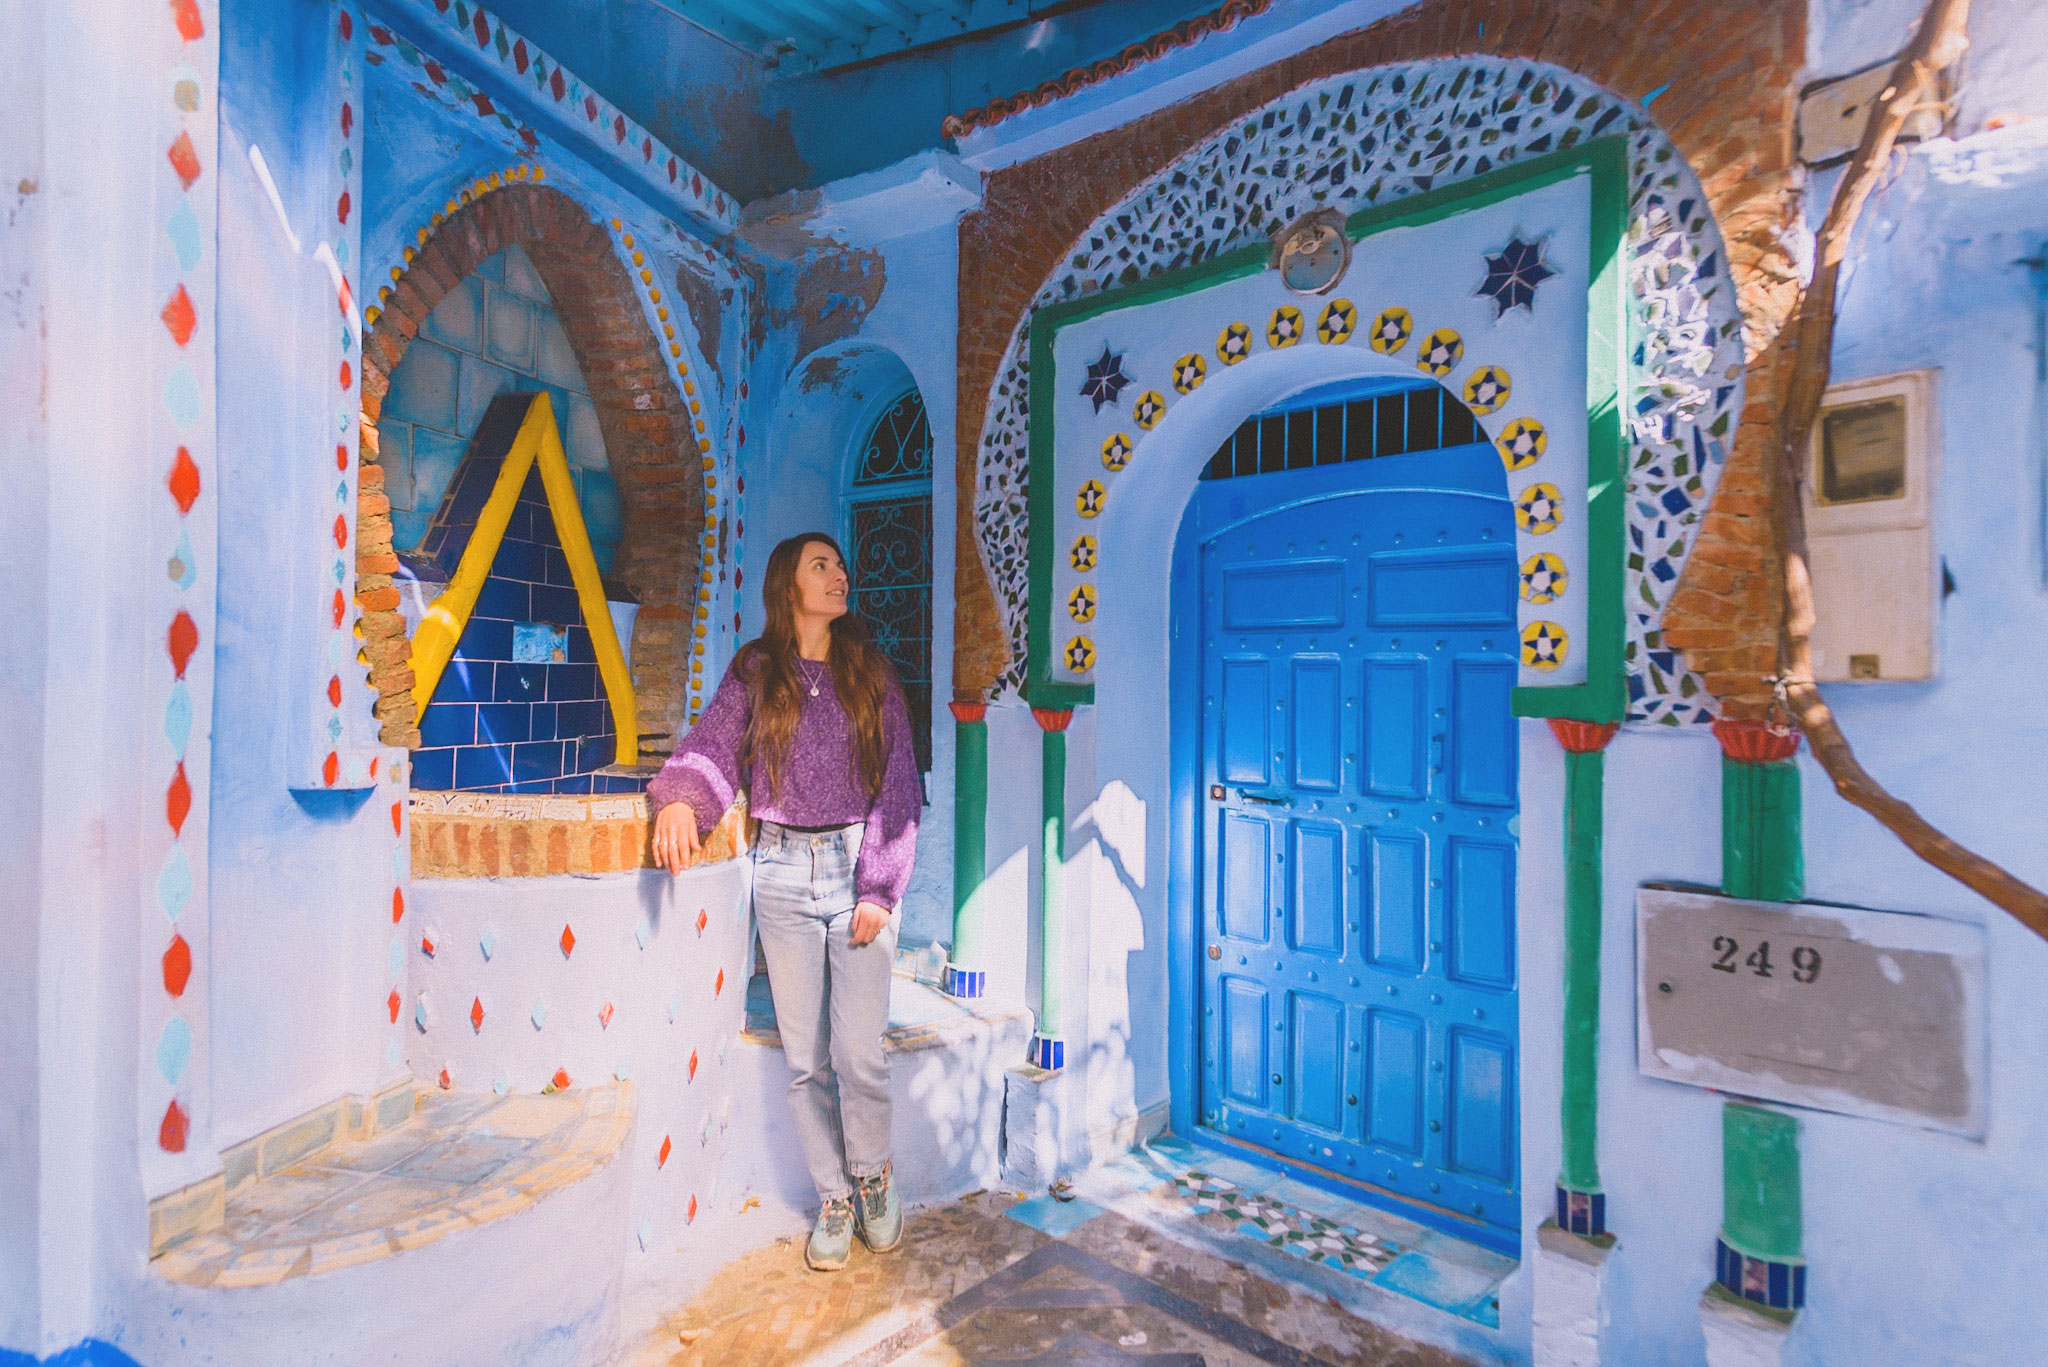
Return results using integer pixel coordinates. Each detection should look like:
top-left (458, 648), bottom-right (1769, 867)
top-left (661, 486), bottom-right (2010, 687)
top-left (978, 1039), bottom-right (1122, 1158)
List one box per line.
top-left (151, 1082), bottom-right (632, 1288)
top-left (1078, 1140), bottom-right (1516, 1332)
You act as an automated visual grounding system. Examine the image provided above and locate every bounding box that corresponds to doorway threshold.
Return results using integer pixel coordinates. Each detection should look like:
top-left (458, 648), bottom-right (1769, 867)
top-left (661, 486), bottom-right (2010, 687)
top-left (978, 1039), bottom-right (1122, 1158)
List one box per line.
top-left (1071, 1134), bottom-right (1517, 1358)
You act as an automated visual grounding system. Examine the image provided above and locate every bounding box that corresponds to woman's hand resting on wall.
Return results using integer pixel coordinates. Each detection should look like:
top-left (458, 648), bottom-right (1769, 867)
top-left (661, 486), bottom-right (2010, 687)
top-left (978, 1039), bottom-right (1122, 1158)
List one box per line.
top-left (850, 902), bottom-right (891, 947)
top-left (652, 802), bottom-right (700, 874)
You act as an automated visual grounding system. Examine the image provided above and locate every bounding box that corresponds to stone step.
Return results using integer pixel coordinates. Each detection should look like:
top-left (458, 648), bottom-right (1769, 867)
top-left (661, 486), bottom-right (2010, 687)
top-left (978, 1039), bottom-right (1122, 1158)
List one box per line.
top-left (153, 1083), bottom-right (632, 1287)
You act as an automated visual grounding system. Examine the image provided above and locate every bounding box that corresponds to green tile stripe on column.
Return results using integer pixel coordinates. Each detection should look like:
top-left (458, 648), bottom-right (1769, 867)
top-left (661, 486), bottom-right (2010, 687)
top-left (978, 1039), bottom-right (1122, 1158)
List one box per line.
top-left (1723, 1102), bottom-right (1802, 1262)
top-left (1721, 756), bottom-right (1803, 902)
top-left (1037, 716), bottom-right (1068, 1036)
top-left (1560, 745), bottom-right (1605, 1194)
top-left (950, 706), bottom-right (989, 971)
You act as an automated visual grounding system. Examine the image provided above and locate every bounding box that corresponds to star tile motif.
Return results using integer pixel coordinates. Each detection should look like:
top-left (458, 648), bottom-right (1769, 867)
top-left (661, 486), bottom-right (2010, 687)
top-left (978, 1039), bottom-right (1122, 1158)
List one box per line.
top-left (1317, 298), bottom-right (1357, 344)
top-left (1521, 551), bottom-right (1568, 603)
top-left (1132, 389), bottom-right (1167, 430)
top-left (1521, 619), bottom-right (1569, 670)
top-left (1063, 636), bottom-right (1096, 673)
top-left (1069, 535), bottom-right (1098, 571)
top-left (1496, 417), bottom-right (1547, 470)
top-left (1067, 584), bottom-right (1097, 622)
top-left (1415, 327), bottom-right (1464, 377)
top-left (1100, 432), bottom-right (1133, 471)
top-left (1368, 306), bottom-right (1412, 355)
top-left (1463, 364), bottom-right (1511, 414)
top-left (1079, 343), bottom-right (1131, 413)
top-left (1515, 481), bottom-right (1563, 534)
top-left (1216, 320), bottom-right (1253, 365)
top-left (1267, 305), bottom-right (1305, 348)
top-left (1479, 235), bottom-right (1559, 316)
top-left (1075, 480), bottom-right (1106, 518)
top-left (1171, 352), bottom-right (1206, 394)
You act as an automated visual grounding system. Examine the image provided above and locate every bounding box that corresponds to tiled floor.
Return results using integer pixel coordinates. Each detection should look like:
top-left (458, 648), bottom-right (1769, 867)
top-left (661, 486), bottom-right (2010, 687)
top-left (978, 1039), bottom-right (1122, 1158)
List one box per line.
top-left (627, 1134), bottom-right (1513, 1366)
top-left (627, 1188), bottom-right (1474, 1367)
top-left (1078, 1139), bottom-right (1516, 1330)
top-left (152, 1084), bottom-right (631, 1288)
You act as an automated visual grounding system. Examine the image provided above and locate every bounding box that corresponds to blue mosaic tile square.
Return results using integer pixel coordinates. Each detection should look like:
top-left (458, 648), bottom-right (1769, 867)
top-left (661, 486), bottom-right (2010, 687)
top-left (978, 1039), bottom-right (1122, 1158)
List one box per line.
top-left (543, 546), bottom-right (575, 587)
top-left (455, 744), bottom-right (513, 789)
top-left (529, 702), bottom-right (559, 742)
top-left (557, 700), bottom-right (604, 737)
top-left (411, 746), bottom-right (454, 791)
top-left (493, 538), bottom-right (544, 584)
top-left (454, 616), bottom-right (513, 663)
top-left (473, 576), bottom-right (528, 621)
top-left (548, 662), bottom-right (599, 702)
top-left (476, 702), bottom-right (530, 747)
top-left (436, 658), bottom-right (494, 705)
top-left (513, 741), bottom-right (565, 783)
top-left (418, 702), bottom-right (475, 749)
top-left (513, 621), bottom-right (570, 664)
top-left (555, 773), bottom-right (594, 795)
top-left (530, 583), bottom-right (580, 625)
top-left (494, 664), bottom-right (546, 703)
top-left (1005, 1195), bottom-right (1107, 1238)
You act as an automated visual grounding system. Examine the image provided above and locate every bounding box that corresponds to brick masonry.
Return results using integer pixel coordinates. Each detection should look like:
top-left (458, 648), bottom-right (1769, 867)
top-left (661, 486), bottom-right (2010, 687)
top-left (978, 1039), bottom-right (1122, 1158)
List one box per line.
top-left (409, 791), bottom-right (748, 878)
top-left (361, 183), bottom-right (704, 748)
top-left (953, 0), bottom-right (1806, 716)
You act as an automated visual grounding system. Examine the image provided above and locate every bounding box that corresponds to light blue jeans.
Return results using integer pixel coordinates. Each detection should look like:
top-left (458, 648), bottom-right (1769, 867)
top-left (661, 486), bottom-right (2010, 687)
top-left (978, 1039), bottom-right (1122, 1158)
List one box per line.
top-left (752, 821), bottom-right (897, 1203)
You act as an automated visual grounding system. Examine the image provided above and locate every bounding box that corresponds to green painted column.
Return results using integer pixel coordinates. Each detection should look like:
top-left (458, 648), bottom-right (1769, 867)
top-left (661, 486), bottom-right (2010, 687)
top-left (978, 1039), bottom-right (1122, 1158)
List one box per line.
top-left (1712, 719), bottom-right (1807, 1310)
top-left (1550, 719), bottom-right (1617, 1237)
top-left (1031, 707), bottom-right (1072, 1071)
top-left (943, 701), bottom-right (989, 1000)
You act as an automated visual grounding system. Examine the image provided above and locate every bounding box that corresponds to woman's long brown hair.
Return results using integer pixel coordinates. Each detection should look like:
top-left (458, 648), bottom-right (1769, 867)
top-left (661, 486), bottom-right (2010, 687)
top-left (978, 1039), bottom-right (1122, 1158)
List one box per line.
top-left (740, 533), bottom-right (896, 804)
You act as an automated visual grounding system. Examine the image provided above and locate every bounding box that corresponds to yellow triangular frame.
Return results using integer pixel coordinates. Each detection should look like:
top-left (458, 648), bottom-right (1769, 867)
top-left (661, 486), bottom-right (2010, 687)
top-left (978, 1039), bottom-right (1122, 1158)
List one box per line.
top-left (408, 393), bottom-right (638, 768)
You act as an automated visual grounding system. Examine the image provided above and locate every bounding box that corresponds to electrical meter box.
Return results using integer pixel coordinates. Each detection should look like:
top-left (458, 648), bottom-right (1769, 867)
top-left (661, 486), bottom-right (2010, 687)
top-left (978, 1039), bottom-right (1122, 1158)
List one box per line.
top-left (1805, 369), bottom-right (1939, 682)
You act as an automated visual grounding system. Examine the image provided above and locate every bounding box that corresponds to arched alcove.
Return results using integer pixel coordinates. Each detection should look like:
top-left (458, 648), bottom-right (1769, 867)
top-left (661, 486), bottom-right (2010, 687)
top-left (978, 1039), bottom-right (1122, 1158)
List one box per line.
top-left (358, 181), bottom-right (703, 749)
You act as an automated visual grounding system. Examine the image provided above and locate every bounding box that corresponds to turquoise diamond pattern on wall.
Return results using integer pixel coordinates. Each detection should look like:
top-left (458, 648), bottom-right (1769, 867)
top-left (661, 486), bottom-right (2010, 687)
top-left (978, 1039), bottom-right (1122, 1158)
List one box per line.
top-left (971, 56), bottom-right (1742, 726)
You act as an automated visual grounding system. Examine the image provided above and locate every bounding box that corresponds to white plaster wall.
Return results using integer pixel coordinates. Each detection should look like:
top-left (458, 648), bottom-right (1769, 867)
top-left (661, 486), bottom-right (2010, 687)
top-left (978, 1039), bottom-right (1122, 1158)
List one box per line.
top-left (1809, 0), bottom-right (2048, 137)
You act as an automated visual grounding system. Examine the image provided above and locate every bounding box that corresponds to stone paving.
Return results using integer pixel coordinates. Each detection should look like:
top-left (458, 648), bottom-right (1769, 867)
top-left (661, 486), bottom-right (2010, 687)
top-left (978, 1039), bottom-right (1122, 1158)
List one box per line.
top-left (152, 1083), bottom-right (631, 1288)
top-left (627, 1161), bottom-right (1487, 1366)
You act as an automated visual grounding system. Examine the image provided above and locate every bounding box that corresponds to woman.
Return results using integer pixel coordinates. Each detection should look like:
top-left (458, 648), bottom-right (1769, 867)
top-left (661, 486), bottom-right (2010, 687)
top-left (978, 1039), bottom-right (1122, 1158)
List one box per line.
top-left (647, 533), bottom-right (919, 1272)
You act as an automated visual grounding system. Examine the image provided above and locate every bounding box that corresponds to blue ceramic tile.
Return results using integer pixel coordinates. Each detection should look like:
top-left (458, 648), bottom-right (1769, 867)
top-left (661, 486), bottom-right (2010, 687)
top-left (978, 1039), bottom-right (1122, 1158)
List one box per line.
top-left (555, 773), bottom-right (594, 794)
top-left (453, 616), bottom-right (513, 663)
top-left (457, 355), bottom-right (519, 435)
top-left (512, 741), bottom-right (565, 782)
top-left (556, 700), bottom-right (604, 737)
top-left (501, 503), bottom-right (534, 543)
top-left (513, 621), bottom-right (570, 664)
top-left (455, 744), bottom-right (514, 789)
top-left (492, 538), bottom-right (544, 584)
top-left (567, 626), bottom-right (595, 665)
top-left (418, 702), bottom-right (476, 749)
top-left (543, 546), bottom-right (575, 587)
top-left (494, 663), bottom-right (546, 702)
top-left (411, 746), bottom-right (455, 790)
top-left (477, 703), bottom-right (531, 746)
top-left (436, 658), bottom-right (493, 705)
top-left (383, 338), bottom-right (460, 430)
top-left (574, 733), bottom-right (616, 773)
top-left (473, 576), bottom-right (528, 622)
top-left (1004, 1195), bottom-right (1107, 1238)
top-left (548, 662), bottom-right (599, 702)
top-left (529, 703), bottom-right (559, 741)
top-left (530, 583), bottom-right (581, 626)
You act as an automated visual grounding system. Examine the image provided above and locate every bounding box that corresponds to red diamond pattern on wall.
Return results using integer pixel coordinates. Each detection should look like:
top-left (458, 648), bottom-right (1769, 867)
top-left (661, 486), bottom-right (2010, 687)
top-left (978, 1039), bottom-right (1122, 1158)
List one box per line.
top-left (166, 763), bottom-right (191, 836)
top-left (167, 447), bottom-right (201, 513)
top-left (598, 1002), bottom-right (614, 1029)
top-left (687, 1049), bottom-right (698, 1083)
top-left (160, 284), bottom-right (196, 347)
top-left (695, 909), bottom-right (707, 936)
top-left (166, 131), bottom-right (202, 190)
top-left (470, 996), bottom-right (485, 1031)
top-left (162, 934), bottom-right (192, 998)
top-left (560, 924), bottom-right (576, 957)
top-left (387, 990), bottom-right (401, 1024)
top-left (658, 1134), bottom-right (671, 1168)
top-left (159, 1099), bottom-right (188, 1154)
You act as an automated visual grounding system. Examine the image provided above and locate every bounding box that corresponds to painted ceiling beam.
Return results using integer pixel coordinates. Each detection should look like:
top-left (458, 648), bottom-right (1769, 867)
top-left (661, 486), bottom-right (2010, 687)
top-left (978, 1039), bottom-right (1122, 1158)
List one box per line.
top-left (651, 0), bottom-right (780, 46)
top-left (774, 0), bottom-right (876, 46)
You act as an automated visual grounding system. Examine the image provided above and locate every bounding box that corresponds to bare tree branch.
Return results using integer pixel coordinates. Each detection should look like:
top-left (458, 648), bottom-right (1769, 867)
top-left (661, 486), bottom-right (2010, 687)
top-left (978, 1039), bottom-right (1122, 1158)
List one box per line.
top-left (1768, 0), bottom-right (2048, 934)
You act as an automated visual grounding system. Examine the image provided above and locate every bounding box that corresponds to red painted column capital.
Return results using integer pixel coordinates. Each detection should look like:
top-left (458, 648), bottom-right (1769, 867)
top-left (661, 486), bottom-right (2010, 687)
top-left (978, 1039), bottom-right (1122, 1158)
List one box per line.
top-left (1711, 717), bottom-right (1801, 762)
top-left (1031, 707), bottom-right (1075, 734)
top-left (1549, 719), bottom-right (1619, 754)
top-left (949, 701), bottom-right (988, 724)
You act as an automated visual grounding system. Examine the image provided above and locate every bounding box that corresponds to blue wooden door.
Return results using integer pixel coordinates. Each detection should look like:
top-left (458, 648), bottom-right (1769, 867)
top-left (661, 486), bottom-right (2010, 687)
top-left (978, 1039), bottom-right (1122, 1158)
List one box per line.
top-left (1193, 446), bottom-right (1520, 1243)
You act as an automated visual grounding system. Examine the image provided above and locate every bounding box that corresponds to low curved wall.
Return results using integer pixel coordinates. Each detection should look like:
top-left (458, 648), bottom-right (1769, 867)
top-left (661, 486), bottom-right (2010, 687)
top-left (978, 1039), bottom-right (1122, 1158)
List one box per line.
top-left (406, 851), bottom-right (751, 1279)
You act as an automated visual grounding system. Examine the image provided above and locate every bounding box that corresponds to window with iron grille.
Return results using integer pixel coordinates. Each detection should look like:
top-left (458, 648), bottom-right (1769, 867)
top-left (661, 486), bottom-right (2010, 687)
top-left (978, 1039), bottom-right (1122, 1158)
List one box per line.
top-left (1201, 377), bottom-right (1488, 480)
top-left (847, 391), bottom-right (933, 772)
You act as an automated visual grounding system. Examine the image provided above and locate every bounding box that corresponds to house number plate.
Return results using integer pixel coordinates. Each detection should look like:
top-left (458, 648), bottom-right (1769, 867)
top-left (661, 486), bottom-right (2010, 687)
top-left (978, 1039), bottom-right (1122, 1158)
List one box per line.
top-left (1635, 886), bottom-right (1986, 1137)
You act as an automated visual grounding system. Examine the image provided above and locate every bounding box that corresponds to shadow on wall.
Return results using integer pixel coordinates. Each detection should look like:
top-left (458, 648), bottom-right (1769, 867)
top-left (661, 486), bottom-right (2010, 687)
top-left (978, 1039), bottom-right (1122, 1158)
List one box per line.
top-left (750, 341), bottom-right (923, 632)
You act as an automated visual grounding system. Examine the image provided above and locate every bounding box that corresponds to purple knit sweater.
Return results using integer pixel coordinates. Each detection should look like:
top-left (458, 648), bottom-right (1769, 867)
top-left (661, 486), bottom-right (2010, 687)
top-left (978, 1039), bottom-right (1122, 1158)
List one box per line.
top-left (646, 651), bottom-right (920, 911)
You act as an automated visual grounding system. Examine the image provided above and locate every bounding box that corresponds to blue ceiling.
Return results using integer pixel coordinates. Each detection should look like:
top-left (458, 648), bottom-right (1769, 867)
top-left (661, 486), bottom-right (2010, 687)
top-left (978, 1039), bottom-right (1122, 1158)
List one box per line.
top-left (651, 0), bottom-right (1102, 74)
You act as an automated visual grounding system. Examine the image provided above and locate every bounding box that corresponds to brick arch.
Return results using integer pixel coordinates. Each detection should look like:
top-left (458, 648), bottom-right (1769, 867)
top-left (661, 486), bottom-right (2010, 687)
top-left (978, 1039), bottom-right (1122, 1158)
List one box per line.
top-left (357, 181), bottom-right (702, 750)
top-left (955, 0), bottom-right (1804, 718)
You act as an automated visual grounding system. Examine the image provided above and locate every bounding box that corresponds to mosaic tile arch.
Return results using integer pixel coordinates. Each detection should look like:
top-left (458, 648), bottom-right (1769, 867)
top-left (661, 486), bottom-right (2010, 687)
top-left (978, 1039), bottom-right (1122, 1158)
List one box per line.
top-left (971, 56), bottom-right (1745, 725)
top-left (358, 177), bottom-right (718, 749)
